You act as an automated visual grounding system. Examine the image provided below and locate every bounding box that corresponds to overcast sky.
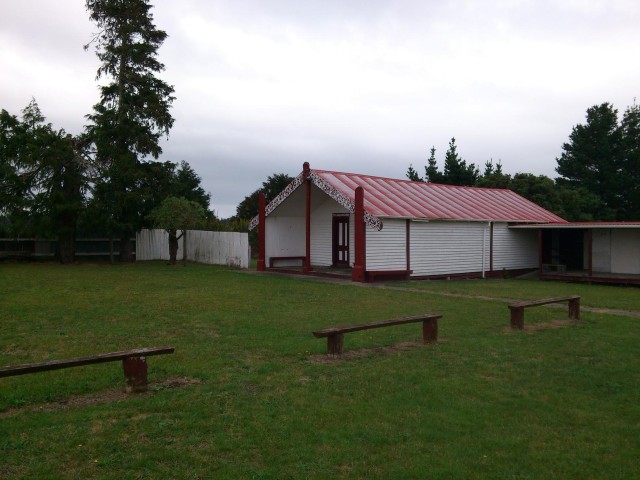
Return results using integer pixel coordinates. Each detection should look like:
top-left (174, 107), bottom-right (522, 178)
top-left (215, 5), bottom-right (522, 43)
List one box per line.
top-left (2, 0), bottom-right (639, 218)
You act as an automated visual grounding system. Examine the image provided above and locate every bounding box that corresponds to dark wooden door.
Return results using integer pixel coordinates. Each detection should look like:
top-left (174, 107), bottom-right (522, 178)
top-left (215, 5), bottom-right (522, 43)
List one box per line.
top-left (332, 216), bottom-right (349, 266)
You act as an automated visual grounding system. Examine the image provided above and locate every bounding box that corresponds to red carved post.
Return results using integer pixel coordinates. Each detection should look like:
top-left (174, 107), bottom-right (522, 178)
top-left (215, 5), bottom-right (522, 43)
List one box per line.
top-left (257, 193), bottom-right (266, 271)
top-left (352, 186), bottom-right (366, 282)
top-left (304, 162), bottom-right (312, 272)
top-left (489, 221), bottom-right (494, 273)
top-left (538, 228), bottom-right (543, 274)
top-left (123, 356), bottom-right (148, 393)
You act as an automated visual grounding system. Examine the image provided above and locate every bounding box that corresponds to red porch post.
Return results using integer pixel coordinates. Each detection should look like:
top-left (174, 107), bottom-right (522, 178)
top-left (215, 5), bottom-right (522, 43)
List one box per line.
top-left (538, 228), bottom-right (543, 275)
top-left (489, 221), bottom-right (494, 273)
top-left (352, 186), bottom-right (366, 282)
top-left (304, 162), bottom-right (311, 272)
top-left (405, 219), bottom-right (410, 272)
top-left (257, 193), bottom-right (266, 271)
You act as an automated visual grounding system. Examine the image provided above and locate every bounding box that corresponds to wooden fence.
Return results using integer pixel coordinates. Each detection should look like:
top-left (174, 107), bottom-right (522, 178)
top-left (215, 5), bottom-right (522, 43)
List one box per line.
top-left (136, 229), bottom-right (249, 268)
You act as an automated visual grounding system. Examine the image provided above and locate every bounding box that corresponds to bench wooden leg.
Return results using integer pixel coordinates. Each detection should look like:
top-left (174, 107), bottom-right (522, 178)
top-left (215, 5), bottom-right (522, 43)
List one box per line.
top-left (422, 317), bottom-right (438, 343)
top-left (123, 356), bottom-right (148, 393)
top-left (327, 334), bottom-right (344, 355)
top-left (510, 307), bottom-right (524, 330)
top-left (568, 298), bottom-right (580, 321)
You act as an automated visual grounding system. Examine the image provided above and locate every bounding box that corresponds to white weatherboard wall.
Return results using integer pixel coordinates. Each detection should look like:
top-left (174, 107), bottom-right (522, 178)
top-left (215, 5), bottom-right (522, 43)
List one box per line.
top-left (265, 216), bottom-right (305, 266)
top-left (366, 218), bottom-right (407, 270)
top-left (136, 229), bottom-right (249, 268)
top-left (611, 229), bottom-right (640, 274)
top-left (591, 229), bottom-right (612, 273)
top-left (493, 223), bottom-right (538, 270)
top-left (582, 228), bottom-right (640, 274)
top-left (410, 221), bottom-right (489, 277)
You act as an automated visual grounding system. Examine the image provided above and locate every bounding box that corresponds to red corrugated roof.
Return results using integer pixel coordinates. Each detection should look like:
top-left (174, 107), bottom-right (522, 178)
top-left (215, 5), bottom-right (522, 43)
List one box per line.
top-left (314, 169), bottom-right (567, 223)
top-left (248, 167), bottom-right (567, 231)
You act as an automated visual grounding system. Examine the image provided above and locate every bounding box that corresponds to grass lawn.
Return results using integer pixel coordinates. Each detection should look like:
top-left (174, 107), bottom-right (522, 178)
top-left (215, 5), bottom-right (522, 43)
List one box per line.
top-left (394, 277), bottom-right (640, 311)
top-left (1, 263), bottom-right (639, 479)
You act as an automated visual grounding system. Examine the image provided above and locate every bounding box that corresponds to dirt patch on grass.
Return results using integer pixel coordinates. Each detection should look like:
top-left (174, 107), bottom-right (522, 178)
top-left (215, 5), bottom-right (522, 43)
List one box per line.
top-left (0, 376), bottom-right (202, 419)
top-left (525, 319), bottom-right (579, 331)
top-left (310, 341), bottom-right (432, 363)
top-left (504, 319), bottom-right (579, 333)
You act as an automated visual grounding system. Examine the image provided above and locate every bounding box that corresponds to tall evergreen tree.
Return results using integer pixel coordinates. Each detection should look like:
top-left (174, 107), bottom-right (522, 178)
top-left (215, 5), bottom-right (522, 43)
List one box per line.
top-left (424, 146), bottom-right (442, 183)
top-left (555, 103), bottom-right (622, 220)
top-left (477, 159), bottom-right (511, 189)
top-left (173, 161), bottom-right (211, 212)
top-left (441, 137), bottom-right (479, 186)
top-left (406, 164), bottom-right (423, 182)
top-left (619, 102), bottom-right (640, 220)
top-left (236, 173), bottom-right (293, 220)
top-left (85, 0), bottom-right (175, 261)
top-left (0, 99), bottom-right (87, 262)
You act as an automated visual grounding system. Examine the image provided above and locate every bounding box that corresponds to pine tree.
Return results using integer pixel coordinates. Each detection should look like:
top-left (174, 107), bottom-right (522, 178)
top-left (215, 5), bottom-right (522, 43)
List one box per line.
top-left (441, 138), bottom-right (479, 186)
top-left (0, 99), bottom-right (87, 262)
top-left (555, 103), bottom-right (622, 220)
top-left (236, 173), bottom-right (294, 220)
top-left (85, 0), bottom-right (175, 261)
top-left (424, 146), bottom-right (442, 183)
top-left (620, 102), bottom-right (640, 220)
top-left (406, 164), bottom-right (423, 182)
top-left (477, 159), bottom-right (511, 189)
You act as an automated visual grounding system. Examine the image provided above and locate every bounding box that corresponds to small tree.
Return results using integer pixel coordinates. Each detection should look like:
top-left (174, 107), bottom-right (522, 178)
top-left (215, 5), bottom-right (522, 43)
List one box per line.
top-left (149, 196), bottom-right (204, 265)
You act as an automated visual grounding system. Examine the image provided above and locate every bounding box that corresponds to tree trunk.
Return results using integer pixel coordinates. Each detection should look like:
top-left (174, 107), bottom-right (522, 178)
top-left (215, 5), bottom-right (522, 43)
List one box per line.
top-left (119, 234), bottom-right (134, 262)
top-left (168, 230), bottom-right (178, 265)
top-left (57, 229), bottom-right (75, 264)
top-left (182, 229), bottom-right (188, 266)
top-left (109, 234), bottom-right (115, 264)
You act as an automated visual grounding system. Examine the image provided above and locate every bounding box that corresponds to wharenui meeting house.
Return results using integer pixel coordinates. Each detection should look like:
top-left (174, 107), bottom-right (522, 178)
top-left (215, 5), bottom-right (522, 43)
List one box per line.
top-left (249, 163), bottom-right (640, 285)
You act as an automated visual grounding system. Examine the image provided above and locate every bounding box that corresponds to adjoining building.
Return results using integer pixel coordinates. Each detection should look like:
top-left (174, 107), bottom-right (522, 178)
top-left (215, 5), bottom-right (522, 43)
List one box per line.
top-left (511, 222), bottom-right (640, 285)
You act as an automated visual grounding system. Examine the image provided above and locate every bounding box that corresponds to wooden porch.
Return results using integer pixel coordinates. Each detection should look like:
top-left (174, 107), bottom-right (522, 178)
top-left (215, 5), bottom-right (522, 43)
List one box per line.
top-left (539, 270), bottom-right (640, 286)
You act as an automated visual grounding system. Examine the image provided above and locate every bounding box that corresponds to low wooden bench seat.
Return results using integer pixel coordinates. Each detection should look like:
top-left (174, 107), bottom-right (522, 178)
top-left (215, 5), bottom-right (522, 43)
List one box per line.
top-left (313, 314), bottom-right (441, 355)
top-left (268, 256), bottom-right (306, 268)
top-left (366, 269), bottom-right (413, 282)
top-left (0, 346), bottom-right (175, 393)
top-left (508, 296), bottom-right (580, 329)
top-left (542, 263), bottom-right (567, 273)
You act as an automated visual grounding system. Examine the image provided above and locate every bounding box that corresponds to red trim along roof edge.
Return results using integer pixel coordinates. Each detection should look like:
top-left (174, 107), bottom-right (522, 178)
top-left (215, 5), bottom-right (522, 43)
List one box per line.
top-left (510, 222), bottom-right (640, 229)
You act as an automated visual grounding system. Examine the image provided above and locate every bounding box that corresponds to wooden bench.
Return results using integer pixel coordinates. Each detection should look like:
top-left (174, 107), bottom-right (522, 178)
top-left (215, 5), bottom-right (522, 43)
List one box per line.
top-left (269, 256), bottom-right (306, 268)
top-left (0, 347), bottom-right (175, 393)
top-left (366, 269), bottom-right (413, 282)
top-left (313, 314), bottom-right (441, 355)
top-left (508, 296), bottom-right (580, 329)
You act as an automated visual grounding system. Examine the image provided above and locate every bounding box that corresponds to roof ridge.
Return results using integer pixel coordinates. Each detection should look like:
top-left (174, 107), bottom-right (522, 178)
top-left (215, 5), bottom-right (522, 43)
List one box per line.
top-left (312, 169), bottom-right (513, 192)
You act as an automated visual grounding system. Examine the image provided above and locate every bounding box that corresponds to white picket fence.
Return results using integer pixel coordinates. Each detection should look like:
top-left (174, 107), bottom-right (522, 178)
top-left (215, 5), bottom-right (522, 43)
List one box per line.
top-left (136, 229), bottom-right (249, 268)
